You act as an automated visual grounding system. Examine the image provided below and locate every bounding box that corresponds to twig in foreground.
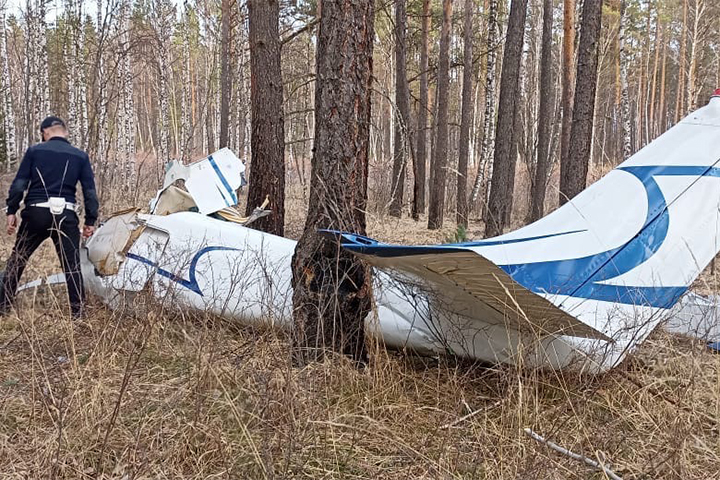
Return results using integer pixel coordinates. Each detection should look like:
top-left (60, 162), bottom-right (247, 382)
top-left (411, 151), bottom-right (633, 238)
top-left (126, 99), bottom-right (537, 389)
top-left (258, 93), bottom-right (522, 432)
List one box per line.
top-left (440, 400), bottom-right (502, 429)
top-left (524, 427), bottom-right (623, 480)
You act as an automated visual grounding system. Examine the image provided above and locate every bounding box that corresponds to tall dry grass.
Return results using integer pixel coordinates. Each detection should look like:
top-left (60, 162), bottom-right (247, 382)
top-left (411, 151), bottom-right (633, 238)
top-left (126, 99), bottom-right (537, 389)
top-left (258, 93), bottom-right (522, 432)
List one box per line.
top-left (0, 162), bottom-right (719, 478)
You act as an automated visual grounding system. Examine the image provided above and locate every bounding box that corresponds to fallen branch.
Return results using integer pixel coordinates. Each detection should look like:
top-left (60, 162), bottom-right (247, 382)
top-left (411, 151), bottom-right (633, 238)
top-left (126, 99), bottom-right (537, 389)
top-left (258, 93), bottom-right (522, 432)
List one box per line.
top-left (524, 428), bottom-right (623, 480)
top-left (440, 400), bottom-right (502, 430)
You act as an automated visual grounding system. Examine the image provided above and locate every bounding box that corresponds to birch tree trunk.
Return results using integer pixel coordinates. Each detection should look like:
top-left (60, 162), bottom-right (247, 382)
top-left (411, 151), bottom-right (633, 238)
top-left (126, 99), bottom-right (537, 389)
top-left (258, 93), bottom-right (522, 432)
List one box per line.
top-left (389, 0), bottom-right (409, 218)
top-left (66, 0), bottom-right (78, 144)
top-left (456, 0), bottom-right (474, 227)
top-left (180, 5), bottom-right (192, 162)
top-left (428, 0), bottom-right (453, 230)
top-left (291, 0), bottom-right (375, 365)
top-left (0, 7), bottom-right (17, 170)
top-left (469, 0), bottom-right (498, 206)
top-left (25, 0), bottom-right (36, 147)
top-left (37, 0), bottom-right (48, 118)
top-left (121, 0), bottom-right (136, 189)
top-left (686, 0), bottom-right (706, 113)
top-left (153, 0), bottom-right (172, 171)
top-left (96, 0), bottom-right (108, 162)
top-left (618, 0), bottom-right (631, 159)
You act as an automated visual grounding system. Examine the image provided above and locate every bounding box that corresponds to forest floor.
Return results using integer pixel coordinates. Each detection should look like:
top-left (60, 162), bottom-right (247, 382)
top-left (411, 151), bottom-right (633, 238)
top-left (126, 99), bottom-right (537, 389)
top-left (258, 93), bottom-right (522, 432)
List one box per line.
top-left (0, 175), bottom-right (719, 479)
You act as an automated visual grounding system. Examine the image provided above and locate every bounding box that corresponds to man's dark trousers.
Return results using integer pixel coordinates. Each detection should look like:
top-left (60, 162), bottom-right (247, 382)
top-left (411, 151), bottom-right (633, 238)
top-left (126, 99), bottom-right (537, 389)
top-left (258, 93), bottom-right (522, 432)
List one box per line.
top-left (1, 206), bottom-right (84, 316)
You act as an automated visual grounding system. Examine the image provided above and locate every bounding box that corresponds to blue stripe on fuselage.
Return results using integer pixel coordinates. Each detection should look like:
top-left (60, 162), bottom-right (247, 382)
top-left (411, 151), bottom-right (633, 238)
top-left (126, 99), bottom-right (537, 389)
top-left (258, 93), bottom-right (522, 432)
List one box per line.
top-left (126, 246), bottom-right (240, 296)
top-left (339, 164), bottom-right (720, 309)
top-left (208, 155), bottom-right (238, 205)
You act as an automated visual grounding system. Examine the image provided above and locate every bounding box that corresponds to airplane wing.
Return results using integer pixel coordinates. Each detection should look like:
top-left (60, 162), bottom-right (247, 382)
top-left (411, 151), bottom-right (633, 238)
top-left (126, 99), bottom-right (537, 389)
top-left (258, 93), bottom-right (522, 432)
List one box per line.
top-left (322, 232), bottom-right (611, 341)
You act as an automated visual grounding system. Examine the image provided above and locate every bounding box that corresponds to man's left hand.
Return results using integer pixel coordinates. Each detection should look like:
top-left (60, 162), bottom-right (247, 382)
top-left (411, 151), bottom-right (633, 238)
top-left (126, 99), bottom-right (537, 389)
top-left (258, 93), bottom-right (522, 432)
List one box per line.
top-left (82, 225), bottom-right (96, 239)
top-left (6, 214), bottom-right (17, 236)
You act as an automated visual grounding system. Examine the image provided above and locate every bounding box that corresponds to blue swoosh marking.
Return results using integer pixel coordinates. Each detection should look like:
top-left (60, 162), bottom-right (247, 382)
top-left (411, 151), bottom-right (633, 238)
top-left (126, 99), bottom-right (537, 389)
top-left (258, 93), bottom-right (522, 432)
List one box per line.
top-left (126, 246), bottom-right (240, 296)
top-left (338, 164), bottom-right (720, 309)
top-left (209, 154), bottom-right (238, 205)
top-left (501, 165), bottom-right (720, 308)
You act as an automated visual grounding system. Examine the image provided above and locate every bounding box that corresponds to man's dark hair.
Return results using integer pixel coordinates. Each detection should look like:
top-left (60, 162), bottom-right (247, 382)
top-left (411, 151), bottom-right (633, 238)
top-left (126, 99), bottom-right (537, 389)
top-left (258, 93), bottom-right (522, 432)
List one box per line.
top-left (39, 116), bottom-right (66, 132)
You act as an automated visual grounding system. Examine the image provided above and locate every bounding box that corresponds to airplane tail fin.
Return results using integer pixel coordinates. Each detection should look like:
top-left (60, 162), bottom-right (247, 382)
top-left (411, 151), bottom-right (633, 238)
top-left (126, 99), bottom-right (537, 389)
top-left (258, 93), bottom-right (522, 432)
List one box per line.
top-left (334, 93), bottom-right (720, 313)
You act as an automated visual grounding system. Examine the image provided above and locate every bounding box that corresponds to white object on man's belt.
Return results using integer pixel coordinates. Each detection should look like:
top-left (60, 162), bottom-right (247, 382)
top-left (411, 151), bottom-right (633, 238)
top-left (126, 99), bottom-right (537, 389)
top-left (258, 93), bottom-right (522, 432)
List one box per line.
top-left (32, 197), bottom-right (76, 215)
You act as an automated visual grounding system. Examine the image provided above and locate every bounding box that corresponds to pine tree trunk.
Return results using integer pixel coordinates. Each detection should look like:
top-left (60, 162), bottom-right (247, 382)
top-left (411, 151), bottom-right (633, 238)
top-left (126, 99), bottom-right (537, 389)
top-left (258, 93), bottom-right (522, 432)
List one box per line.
top-left (675, 0), bottom-right (688, 122)
top-left (428, 0), bottom-right (453, 230)
top-left (247, 0), bottom-right (285, 235)
top-left (219, 0), bottom-right (233, 148)
top-left (485, 0), bottom-right (528, 237)
top-left (291, 0), bottom-right (374, 365)
top-left (456, 0), bottom-right (474, 228)
top-left (469, 0), bottom-right (499, 206)
top-left (529, 0), bottom-right (554, 222)
top-left (561, 0), bottom-right (603, 203)
top-left (412, 0), bottom-right (431, 220)
top-left (558, 0), bottom-right (575, 205)
top-left (389, 0), bottom-right (409, 218)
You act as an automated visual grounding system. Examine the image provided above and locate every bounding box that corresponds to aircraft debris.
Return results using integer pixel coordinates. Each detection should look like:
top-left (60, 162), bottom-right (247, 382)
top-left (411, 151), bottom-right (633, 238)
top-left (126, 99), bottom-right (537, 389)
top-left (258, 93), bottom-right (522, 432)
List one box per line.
top-left (17, 94), bottom-right (720, 372)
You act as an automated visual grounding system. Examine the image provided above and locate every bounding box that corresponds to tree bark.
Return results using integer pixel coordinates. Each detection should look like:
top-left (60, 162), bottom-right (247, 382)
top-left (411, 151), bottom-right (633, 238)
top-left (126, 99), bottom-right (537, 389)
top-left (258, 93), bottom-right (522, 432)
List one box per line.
top-left (428, 0), bottom-right (453, 230)
top-left (618, 0), bottom-right (631, 159)
top-left (675, 0), bottom-right (687, 122)
top-left (389, 0), bottom-right (410, 218)
top-left (529, 0), bottom-right (554, 222)
top-left (558, 0), bottom-right (575, 205)
top-left (0, 6), bottom-right (17, 170)
top-left (219, 0), bottom-right (233, 148)
top-left (247, 0), bottom-right (285, 236)
top-left (412, 0), bottom-right (431, 220)
top-left (469, 0), bottom-right (499, 207)
top-left (561, 0), bottom-right (603, 203)
top-left (456, 0), bottom-right (474, 228)
top-left (291, 0), bottom-right (374, 365)
top-left (484, 0), bottom-right (528, 237)
top-left (686, 0), bottom-right (705, 113)
top-left (153, 0), bottom-right (171, 172)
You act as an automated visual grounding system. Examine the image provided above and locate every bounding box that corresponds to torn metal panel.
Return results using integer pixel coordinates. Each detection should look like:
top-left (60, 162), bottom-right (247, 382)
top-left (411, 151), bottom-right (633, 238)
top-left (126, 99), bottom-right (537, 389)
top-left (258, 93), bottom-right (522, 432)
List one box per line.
top-left (151, 185), bottom-right (197, 216)
top-left (152, 148), bottom-right (246, 215)
top-left (85, 208), bottom-right (143, 276)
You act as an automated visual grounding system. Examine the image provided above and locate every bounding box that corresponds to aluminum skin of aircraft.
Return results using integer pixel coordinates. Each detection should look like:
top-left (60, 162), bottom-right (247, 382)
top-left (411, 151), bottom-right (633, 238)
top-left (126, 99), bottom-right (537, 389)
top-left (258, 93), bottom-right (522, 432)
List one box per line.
top-left (75, 94), bottom-right (720, 373)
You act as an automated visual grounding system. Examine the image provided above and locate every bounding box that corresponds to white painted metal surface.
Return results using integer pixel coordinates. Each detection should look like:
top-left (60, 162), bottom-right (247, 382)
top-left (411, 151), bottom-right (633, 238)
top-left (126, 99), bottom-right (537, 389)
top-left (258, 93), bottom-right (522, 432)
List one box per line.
top-left (70, 95), bottom-right (720, 373)
top-left (150, 148), bottom-right (245, 215)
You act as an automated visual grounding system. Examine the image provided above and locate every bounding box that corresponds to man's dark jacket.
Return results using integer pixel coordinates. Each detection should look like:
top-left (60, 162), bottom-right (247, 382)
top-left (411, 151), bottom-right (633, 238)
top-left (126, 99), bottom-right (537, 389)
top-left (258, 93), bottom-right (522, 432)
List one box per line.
top-left (5, 137), bottom-right (99, 226)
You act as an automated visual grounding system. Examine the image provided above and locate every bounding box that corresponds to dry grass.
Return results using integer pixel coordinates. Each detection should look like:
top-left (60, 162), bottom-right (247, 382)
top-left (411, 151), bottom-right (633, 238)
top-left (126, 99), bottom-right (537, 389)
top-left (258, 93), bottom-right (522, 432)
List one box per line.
top-left (0, 168), bottom-right (719, 478)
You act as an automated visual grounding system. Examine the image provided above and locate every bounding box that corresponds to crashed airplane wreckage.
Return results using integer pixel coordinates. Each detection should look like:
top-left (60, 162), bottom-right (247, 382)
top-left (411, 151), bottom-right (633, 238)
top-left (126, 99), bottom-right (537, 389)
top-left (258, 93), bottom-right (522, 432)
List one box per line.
top-left (27, 94), bottom-right (720, 373)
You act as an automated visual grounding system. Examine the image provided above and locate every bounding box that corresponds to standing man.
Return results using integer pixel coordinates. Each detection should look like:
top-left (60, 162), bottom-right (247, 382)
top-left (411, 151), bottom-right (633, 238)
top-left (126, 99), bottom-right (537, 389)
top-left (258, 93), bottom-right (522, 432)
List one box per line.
top-left (0, 116), bottom-right (99, 318)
